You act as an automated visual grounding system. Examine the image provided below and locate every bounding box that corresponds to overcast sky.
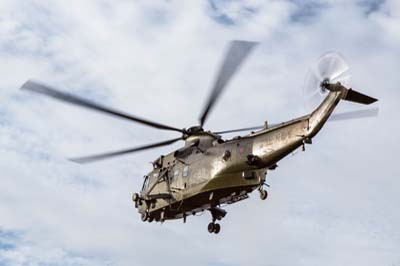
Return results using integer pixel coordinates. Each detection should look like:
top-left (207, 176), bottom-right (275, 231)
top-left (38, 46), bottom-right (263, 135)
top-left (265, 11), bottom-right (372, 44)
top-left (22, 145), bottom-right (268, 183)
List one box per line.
top-left (0, 0), bottom-right (399, 266)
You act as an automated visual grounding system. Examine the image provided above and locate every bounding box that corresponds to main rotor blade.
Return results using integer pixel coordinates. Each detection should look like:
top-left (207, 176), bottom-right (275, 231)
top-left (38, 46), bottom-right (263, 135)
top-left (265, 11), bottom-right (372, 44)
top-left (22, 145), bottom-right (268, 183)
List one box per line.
top-left (21, 80), bottom-right (184, 133)
top-left (214, 125), bottom-right (264, 134)
top-left (215, 108), bottom-right (378, 135)
top-left (69, 137), bottom-right (182, 164)
top-left (329, 108), bottom-right (379, 122)
top-left (199, 40), bottom-right (258, 127)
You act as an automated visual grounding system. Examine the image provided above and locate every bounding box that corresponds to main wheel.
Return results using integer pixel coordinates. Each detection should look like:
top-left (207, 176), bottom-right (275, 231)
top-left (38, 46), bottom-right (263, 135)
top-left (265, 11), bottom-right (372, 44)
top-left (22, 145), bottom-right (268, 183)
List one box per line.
top-left (260, 189), bottom-right (268, 200)
top-left (207, 222), bottom-right (215, 233)
top-left (213, 223), bottom-right (221, 234)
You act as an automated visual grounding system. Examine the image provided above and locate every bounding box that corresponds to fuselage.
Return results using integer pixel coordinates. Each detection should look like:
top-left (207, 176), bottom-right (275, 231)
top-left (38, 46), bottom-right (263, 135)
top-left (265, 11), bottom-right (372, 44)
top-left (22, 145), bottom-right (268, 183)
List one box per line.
top-left (135, 90), bottom-right (344, 222)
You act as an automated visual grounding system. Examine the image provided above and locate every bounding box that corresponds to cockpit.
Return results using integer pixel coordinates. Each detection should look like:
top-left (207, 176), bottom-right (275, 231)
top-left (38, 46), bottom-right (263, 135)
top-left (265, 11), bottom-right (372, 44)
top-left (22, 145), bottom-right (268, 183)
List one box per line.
top-left (140, 133), bottom-right (223, 194)
top-left (141, 171), bottom-right (159, 192)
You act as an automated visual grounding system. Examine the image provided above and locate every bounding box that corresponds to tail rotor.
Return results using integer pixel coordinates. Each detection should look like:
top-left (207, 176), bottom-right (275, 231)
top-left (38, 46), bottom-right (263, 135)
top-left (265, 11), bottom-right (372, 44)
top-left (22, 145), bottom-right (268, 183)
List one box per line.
top-left (303, 51), bottom-right (378, 122)
top-left (303, 51), bottom-right (351, 112)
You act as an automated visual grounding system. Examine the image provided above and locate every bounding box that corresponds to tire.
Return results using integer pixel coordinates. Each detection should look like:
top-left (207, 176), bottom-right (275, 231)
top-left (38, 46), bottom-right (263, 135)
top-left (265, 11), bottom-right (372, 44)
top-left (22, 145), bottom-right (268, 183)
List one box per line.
top-left (208, 222), bottom-right (215, 233)
top-left (260, 190), bottom-right (268, 200)
top-left (213, 223), bottom-right (221, 234)
top-left (141, 212), bottom-right (148, 222)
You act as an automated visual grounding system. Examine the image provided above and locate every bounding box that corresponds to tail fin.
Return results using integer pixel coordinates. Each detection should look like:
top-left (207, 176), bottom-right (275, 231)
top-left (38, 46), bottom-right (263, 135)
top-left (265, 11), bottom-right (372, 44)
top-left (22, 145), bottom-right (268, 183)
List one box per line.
top-left (343, 89), bottom-right (378, 105)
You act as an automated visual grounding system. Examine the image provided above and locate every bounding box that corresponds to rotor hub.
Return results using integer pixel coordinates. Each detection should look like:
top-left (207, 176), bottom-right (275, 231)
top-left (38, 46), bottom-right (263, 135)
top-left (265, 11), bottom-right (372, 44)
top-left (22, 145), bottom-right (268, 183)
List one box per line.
top-left (183, 126), bottom-right (204, 137)
top-left (320, 78), bottom-right (330, 92)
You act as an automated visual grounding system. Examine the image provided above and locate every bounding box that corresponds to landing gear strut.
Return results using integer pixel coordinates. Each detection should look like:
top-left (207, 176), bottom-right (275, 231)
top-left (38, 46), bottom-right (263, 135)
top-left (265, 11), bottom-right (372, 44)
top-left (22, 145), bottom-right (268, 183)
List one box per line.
top-left (207, 207), bottom-right (226, 234)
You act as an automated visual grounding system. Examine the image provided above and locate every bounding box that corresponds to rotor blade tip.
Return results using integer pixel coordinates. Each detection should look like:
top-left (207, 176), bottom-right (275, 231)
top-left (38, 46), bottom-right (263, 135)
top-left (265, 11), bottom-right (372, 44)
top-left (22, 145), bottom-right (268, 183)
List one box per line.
top-left (68, 158), bottom-right (86, 164)
top-left (198, 40), bottom-right (259, 126)
top-left (20, 80), bottom-right (33, 90)
top-left (20, 79), bottom-right (44, 92)
top-left (231, 40), bottom-right (259, 46)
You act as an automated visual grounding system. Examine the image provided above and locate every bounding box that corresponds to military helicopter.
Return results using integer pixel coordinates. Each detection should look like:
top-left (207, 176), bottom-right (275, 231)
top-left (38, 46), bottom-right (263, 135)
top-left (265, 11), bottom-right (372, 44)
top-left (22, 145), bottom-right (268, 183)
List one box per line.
top-left (21, 41), bottom-right (378, 234)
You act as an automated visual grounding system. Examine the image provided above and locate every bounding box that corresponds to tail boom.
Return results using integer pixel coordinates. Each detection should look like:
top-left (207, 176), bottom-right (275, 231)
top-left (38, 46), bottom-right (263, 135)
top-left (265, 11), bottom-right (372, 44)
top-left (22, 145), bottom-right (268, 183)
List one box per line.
top-left (307, 84), bottom-right (378, 139)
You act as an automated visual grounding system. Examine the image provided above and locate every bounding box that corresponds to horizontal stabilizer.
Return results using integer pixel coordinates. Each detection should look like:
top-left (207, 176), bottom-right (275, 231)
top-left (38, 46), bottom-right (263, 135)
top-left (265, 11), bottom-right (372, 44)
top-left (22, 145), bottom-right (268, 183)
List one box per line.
top-left (344, 89), bottom-right (377, 105)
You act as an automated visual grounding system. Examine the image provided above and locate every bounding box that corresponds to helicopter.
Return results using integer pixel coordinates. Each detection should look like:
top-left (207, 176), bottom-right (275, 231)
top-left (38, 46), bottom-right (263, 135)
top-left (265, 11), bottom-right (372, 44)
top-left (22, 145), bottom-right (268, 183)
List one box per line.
top-left (20, 40), bottom-right (378, 234)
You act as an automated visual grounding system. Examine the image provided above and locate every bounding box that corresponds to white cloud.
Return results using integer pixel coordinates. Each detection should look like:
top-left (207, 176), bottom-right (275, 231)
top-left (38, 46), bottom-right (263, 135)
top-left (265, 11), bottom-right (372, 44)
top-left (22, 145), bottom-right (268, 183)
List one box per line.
top-left (0, 1), bottom-right (399, 266)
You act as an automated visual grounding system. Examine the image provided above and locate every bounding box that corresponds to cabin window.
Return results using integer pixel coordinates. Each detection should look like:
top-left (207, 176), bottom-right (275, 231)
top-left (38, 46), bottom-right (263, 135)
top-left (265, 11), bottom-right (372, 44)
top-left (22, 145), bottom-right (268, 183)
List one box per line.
top-left (174, 169), bottom-right (180, 178)
top-left (152, 173), bottom-right (158, 182)
top-left (183, 166), bottom-right (189, 177)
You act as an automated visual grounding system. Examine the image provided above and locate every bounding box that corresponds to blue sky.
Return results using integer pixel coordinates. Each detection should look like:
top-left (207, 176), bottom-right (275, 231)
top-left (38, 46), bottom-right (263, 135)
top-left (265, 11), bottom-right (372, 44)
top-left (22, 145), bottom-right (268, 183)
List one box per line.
top-left (0, 1), bottom-right (399, 266)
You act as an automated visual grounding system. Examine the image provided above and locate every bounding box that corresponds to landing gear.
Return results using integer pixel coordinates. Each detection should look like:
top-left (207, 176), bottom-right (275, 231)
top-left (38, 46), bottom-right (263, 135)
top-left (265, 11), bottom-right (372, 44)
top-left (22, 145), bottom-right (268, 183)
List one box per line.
top-left (207, 222), bottom-right (221, 234)
top-left (259, 182), bottom-right (270, 200)
top-left (259, 189), bottom-right (268, 200)
top-left (213, 223), bottom-right (221, 234)
top-left (207, 222), bottom-right (215, 233)
top-left (141, 212), bottom-right (148, 222)
top-left (207, 207), bottom-right (226, 234)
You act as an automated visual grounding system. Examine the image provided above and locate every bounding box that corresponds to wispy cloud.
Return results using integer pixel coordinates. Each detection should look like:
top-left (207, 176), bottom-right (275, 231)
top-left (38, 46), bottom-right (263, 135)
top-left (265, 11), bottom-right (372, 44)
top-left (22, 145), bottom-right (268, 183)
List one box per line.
top-left (288, 0), bottom-right (328, 23)
top-left (208, 0), bottom-right (258, 25)
top-left (358, 0), bottom-right (386, 15)
top-left (0, 228), bottom-right (111, 266)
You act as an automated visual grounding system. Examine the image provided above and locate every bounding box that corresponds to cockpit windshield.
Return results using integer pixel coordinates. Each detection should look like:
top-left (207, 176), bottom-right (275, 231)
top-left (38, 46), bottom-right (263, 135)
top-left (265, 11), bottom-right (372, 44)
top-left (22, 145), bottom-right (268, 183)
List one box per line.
top-left (142, 172), bottom-right (159, 192)
top-left (141, 176), bottom-right (149, 191)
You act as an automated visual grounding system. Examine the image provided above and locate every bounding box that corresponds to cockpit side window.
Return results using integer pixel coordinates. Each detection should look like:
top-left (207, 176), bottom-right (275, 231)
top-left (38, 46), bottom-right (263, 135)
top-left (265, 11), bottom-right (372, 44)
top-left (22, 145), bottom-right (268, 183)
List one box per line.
top-left (142, 176), bottom-right (149, 191)
top-left (142, 172), bottom-right (159, 191)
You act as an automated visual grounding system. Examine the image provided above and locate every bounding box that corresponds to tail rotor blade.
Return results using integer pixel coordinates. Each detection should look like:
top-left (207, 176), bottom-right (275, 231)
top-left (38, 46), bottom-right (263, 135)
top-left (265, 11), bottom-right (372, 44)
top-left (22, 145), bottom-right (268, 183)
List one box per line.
top-left (303, 52), bottom-right (351, 112)
top-left (316, 51), bottom-right (349, 80)
top-left (199, 40), bottom-right (258, 127)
